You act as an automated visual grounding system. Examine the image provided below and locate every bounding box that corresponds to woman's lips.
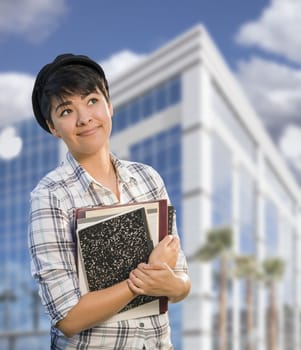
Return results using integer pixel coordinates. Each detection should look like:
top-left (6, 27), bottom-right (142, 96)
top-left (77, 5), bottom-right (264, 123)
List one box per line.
top-left (77, 126), bottom-right (100, 136)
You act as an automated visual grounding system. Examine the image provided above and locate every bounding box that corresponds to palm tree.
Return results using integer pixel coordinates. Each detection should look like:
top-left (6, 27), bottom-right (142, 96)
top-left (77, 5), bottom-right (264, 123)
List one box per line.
top-left (233, 255), bottom-right (260, 350)
top-left (262, 257), bottom-right (285, 350)
top-left (193, 226), bottom-right (233, 350)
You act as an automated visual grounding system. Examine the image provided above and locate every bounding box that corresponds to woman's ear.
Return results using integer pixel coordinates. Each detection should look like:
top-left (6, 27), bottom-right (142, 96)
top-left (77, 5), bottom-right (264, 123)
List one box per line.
top-left (46, 120), bottom-right (61, 138)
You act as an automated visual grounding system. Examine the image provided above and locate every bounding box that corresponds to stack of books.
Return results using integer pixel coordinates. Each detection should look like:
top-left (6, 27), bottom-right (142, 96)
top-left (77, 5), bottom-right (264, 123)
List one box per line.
top-left (75, 199), bottom-right (174, 322)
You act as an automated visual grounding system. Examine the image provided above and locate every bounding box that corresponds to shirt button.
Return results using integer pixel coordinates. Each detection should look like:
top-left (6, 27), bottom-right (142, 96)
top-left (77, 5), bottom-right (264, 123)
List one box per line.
top-left (139, 322), bottom-right (144, 328)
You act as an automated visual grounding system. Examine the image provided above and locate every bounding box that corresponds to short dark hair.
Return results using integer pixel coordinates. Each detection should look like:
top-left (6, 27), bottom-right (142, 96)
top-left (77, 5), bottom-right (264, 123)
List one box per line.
top-left (32, 54), bottom-right (109, 133)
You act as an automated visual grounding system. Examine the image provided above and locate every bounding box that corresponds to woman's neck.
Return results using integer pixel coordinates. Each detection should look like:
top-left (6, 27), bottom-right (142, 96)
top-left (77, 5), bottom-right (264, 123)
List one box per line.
top-left (75, 149), bottom-right (120, 200)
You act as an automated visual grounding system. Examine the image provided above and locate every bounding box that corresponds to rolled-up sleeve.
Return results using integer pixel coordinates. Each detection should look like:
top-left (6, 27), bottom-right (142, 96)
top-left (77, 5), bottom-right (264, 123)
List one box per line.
top-left (28, 189), bottom-right (80, 327)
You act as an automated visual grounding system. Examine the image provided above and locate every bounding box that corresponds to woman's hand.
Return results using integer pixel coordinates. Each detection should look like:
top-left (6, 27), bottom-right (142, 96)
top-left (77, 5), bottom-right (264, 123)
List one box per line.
top-left (127, 263), bottom-right (191, 303)
top-left (128, 262), bottom-right (175, 297)
top-left (148, 235), bottom-right (179, 268)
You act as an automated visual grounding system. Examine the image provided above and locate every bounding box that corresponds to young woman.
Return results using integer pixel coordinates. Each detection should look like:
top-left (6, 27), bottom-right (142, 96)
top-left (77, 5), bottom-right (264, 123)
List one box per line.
top-left (29, 54), bottom-right (191, 349)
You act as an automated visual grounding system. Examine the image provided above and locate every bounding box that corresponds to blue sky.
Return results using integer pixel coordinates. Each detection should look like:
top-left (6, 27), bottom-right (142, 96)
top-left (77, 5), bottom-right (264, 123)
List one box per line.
top-left (0, 0), bottom-right (265, 73)
top-left (0, 0), bottom-right (301, 179)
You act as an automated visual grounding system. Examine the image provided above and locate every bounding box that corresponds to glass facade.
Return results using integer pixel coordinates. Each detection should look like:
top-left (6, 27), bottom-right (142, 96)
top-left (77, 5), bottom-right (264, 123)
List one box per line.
top-left (238, 166), bottom-right (256, 254)
top-left (212, 83), bottom-right (257, 162)
top-left (211, 133), bottom-right (233, 227)
top-left (209, 108), bottom-right (300, 349)
top-left (264, 197), bottom-right (279, 257)
top-left (112, 76), bottom-right (181, 134)
top-left (281, 223), bottom-right (294, 350)
top-left (129, 125), bottom-right (182, 349)
top-left (237, 166), bottom-right (257, 349)
top-left (0, 120), bottom-right (59, 349)
top-left (210, 132), bottom-right (233, 350)
top-left (265, 160), bottom-right (295, 212)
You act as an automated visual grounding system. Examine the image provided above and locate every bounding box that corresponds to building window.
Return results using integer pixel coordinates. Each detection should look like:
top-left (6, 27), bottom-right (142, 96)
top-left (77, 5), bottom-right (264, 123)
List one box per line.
top-left (279, 222), bottom-right (295, 350)
top-left (130, 125), bottom-right (182, 232)
top-left (112, 75), bottom-right (181, 135)
top-left (238, 166), bottom-right (256, 254)
top-left (265, 160), bottom-right (295, 212)
top-left (211, 133), bottom-right (232, 227)
top-left (128, 99), bottom-right (141, 125)
top-left (169, 76), bottom-right (181, 105)
top-left (154, 84), bottom-right (167, 112)
top-left (264, 197), bottom-right (278, 257)
top-left (0, 120), bottom-right (59, 341)
top-left (212, 83), bottom-right (257, 162)
top-left (211, 133), bottom-right (233, 350)
top-left (141, 91), bottom-right (154, 118)
top-left (130, 125), bottom-right (182, 349)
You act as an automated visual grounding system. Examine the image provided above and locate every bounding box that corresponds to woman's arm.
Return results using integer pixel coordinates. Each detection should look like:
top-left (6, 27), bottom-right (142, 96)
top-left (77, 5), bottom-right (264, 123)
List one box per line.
top-left (56, 234), bottom-right (181, 336)
top-left (56, 280), bottom-right (136, 337)
top-left (30, 192), bottom-right (138, 338)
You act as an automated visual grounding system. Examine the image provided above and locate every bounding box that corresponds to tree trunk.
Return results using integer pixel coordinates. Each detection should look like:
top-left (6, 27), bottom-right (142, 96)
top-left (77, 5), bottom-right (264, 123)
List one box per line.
top-left (219, 255), bottom-right (228, 350)
top-left (267, 283), bottom-right (277, 350)
top-left (246, 278), bottom-right (253, 350)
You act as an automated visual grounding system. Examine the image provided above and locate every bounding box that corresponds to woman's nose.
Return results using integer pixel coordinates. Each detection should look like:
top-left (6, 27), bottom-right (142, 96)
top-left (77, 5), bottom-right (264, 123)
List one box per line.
top-left (76, 108), bottom-right (92, 126)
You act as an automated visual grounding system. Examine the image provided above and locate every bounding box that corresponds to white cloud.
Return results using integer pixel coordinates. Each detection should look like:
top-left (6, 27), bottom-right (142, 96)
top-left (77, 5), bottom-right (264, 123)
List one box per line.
top-left (0, 72), bottom-right (34, 127)
top-left (279, 125), bottom-right (301, 159)
top-left (236, 0), bottom-right (301, 64)
top-left (0, 0), bottom-right (67, 42)
top-left (0, 127), bottom-right (23, 160)
top-left (236, 57), bottom-right (301, 130)
top-left (278, 125), bottom-right (301, 173)
top-left (100, 50), bottom-right (147, 82)
top-left (0, 50), bottom-right (145, 130)
top-left (235, 0), bottom-right (301, 181)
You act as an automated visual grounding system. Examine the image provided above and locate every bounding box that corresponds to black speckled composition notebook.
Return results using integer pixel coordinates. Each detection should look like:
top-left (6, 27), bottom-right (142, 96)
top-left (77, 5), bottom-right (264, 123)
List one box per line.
top-left (76, 199), bottom-right (170, 321)
top-left (77, 207), bottom-right (157, 313)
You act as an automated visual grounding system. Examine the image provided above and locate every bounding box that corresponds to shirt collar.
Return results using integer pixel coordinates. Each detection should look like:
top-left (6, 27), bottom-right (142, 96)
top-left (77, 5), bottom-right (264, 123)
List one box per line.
top-left (64, 152), bottom-right (93, 192)
top-left (64, 151), bottom-right (137, 192)
top-left (110, 153), bottom-right (137, 185)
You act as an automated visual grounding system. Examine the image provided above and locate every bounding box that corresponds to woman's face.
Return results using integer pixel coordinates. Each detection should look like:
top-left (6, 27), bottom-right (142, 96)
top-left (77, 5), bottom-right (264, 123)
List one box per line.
top-left (47, 88), bottom-right (113, 162)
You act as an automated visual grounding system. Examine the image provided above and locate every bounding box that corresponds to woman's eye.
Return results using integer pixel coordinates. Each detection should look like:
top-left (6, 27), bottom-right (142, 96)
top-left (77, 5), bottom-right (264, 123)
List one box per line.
top-left (88, 98), bottom-right (98, 105)
top-left (60, 109), bottom-right (72, 117)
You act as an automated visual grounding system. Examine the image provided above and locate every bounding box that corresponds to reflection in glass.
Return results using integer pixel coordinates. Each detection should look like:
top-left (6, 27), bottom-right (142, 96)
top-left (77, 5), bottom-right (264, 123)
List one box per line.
top-left (112, 76), bottom-right (181, 135)
top-left (130, 125), bottom-right (182, 349)
top-left (211, 133), bottom-right (233, 350)
top-left (0, 119), bottom-right (59, 347)
top-left (238, 166), bottom-right (256, 254)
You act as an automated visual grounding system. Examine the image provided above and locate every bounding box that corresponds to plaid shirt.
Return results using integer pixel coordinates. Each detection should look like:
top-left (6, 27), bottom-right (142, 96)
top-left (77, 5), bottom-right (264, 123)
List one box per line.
top-left (29, 152), bottom-right (188, 350)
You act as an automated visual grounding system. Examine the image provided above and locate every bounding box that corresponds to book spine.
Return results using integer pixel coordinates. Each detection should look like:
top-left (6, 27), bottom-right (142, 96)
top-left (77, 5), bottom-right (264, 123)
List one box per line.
top-left (158, 200), bottom-right (168, 241)
top-left (168, 206), bottom-right (174, 235)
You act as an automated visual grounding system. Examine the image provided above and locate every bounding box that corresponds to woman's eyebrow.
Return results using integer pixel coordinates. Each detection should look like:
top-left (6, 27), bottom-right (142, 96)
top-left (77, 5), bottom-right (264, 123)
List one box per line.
top-left (55, 100), bottom-right (72, 112)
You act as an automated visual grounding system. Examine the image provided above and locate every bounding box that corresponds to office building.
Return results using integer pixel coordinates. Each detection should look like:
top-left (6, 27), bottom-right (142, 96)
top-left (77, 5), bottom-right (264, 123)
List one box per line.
top-left (0, 25), bottom-right (300, 349)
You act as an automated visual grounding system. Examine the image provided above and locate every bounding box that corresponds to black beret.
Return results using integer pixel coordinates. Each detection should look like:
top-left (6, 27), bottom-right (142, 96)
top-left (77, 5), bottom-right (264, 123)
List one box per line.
top-left (32, 53), bottom-right (108, 133)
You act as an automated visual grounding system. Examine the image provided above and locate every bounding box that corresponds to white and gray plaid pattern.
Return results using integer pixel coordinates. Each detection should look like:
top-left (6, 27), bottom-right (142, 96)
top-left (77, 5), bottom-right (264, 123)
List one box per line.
top-left (29, 151), bottom-right (187, 349)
